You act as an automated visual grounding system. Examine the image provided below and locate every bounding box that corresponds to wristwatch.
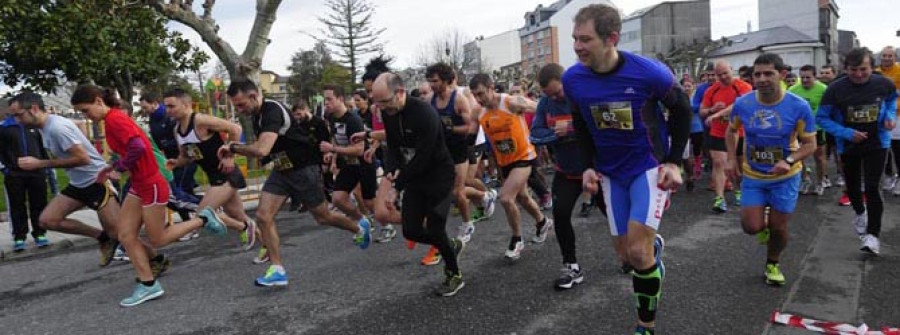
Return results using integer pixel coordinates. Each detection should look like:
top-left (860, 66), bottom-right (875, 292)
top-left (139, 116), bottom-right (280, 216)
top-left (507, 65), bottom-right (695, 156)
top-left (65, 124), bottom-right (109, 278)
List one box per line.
top-left (784, 156), bottom-right (797, 166)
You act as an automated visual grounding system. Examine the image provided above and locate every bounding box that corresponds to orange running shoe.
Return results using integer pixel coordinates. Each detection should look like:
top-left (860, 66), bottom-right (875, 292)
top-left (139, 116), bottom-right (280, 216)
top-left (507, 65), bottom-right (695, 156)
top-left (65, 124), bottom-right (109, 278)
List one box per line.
top-left (420, 246), bottom-right (441, 266)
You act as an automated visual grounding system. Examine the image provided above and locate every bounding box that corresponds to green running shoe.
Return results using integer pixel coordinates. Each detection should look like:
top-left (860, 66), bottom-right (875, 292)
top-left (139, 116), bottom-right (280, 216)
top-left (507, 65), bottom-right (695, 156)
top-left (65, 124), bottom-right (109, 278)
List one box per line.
top-left (712, 196), bottom-right (728, 213)
top-left (765, 263), bottom-right (785, 286)
top-left (734, 190), bottom-right (742, 206)
top-left (433, 270), bottom-right (465, 297)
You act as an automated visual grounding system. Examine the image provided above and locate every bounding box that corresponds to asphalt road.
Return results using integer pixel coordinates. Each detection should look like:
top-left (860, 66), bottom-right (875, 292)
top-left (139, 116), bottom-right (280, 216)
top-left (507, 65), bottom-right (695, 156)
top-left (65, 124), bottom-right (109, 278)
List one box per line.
top-left (1, 178), bottom-right (898, 335)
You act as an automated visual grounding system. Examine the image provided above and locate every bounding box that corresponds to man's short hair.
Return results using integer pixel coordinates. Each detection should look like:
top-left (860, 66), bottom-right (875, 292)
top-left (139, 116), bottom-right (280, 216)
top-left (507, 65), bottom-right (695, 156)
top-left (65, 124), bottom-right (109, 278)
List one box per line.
top-left (821, 64), bottom-right (835, 72)
top-left (10, 91), bottom-right (45, 111)
top-left (799, 65), bottom-right (816, 74)
top-left (226, 80), bottom-right (259, 97)
top-left (292, 101), bottom-right (309, 111)
top-left (353, 89), bottom-right (368, 100)
top-left (753, 53), bottom-right (786, 72)
top-left (139, 92), bottom-right (159, 104)
top-left (844, 47), bottom-right (873, 68)
top-left (425, 62), bottom-right (456, 83)
top-left (163, 88), bottom-right (193, 104)
top-left (382, 72), bottom-right (405, 93)
top-left (538, 63), bottom-right (565, 88)
top-left (468, 73), bottom-right (493, 90)
top-left (322, 84), bottom-right (345, 98)
top-left (574, 4), bottom-right (621, 39)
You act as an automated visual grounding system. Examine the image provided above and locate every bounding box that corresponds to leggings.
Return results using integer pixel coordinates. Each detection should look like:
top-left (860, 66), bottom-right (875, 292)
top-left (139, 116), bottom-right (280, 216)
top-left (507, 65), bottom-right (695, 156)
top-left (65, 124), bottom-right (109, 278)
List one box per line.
top-left (886, 140), bottom-right (900, 176)
top-left (841, 149), bottom-right (887, 237)
top-left (401, 184), bottom-right (459, 274)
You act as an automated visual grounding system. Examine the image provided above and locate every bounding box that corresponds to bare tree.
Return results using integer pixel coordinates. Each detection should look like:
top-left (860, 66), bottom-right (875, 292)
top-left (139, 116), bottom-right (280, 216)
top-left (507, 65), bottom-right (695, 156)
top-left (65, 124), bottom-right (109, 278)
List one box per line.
top-left (140, 0), bottom-right (283, 82)
top-left (315, 0), bottom-right (386, 84)
top-left (415, 28), bottom-right (473, 82)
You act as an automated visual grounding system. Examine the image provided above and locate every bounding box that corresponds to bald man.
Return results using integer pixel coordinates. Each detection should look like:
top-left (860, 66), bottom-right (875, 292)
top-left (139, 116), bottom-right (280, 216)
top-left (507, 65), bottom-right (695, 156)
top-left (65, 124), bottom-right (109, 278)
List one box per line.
top-left (700, 61), bottom-right (753, 213)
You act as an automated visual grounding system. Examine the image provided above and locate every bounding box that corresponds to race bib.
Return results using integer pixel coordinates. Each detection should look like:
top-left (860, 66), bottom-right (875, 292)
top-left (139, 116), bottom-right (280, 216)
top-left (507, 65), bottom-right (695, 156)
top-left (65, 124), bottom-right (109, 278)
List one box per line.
top-left (400, 147), bottom-right (416, 162)
top-left (590, 102), bottom-right (634, 130)
top-left (845, 105), bottom-right (879, 124)
top-left (495, 137), bottom-right (516, 155)
top-left (749, 146), bottom-right (783, 165)
top-left (441, 116), bottom-right (453, 128)
top-left (184, 144), bottom-right (203, 161)
top-left (271, 151), bottom-right (294, 171)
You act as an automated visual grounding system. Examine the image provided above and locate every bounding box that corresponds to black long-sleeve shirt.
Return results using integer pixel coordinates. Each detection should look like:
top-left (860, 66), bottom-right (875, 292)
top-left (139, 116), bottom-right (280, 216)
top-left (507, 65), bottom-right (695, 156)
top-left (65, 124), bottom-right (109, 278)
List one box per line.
top-left (0, 116), bottom-right (48, 177)
top-left (382, 96), bottom-right (454, 191)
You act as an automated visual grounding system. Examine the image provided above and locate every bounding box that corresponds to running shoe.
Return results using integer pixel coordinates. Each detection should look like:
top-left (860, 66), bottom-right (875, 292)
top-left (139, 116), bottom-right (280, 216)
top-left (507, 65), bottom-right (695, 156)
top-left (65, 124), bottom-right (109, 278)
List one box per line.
top-left (554, 264), bottom-right (584, 290)
top-left (113, 246), bottom-right (130, 262)
top-left (150, 254), bottom-right (171, 278)
top-left (835, 175), bottom-right (845, 187)
top-left (375, 225), bottom-right (397, 243)
top-left (853, 211), bottom-right (867, 237)
top-left (240, 219), bottom-right (258, 251)
top-left (504, 238), bottom-right (525, 260)
top-left (421, 246), bottom-right (441, 266)
top-left (893, 184), bottom-right (900, 197)
top-left (634, 325), bottom-right (655, 335)
top-left (406, 239), bottom-right (416, 250)
top-left (353, 217), bottom-right (372, 249)
top-left (35, 235), bottom-right (50, 248)
top-left (253, 247), bottom-right (270, 264)
top-left (99, 239), bottom-right (120, 267)
top-left (799, 179), bottom-right (812, 195)
top-left (120, 281), bottom-right (165, 307)
top-left (838, 193), bottom-right (851, 206)
top-left (712, 196), bottom-right (727, 213)
top-left (765, 263), bottom-right (785, 286)
top-left (482, 189), bottom-right (498, 218)
top-left (861, 234), bottom-right (880, 255)
top-left (13, 240), bottom-right (25, 252)
top-left (813, 183), bottom-right (825, 196)
top-left (178, 230), bottom-right (200, 242)
top-left (255, 265), bottom-right (288, 287)
top-left (433, 270), bottom-right (465, 297)
top-left (539, 193), bottom-right (553, 211)
top-left (532, 218), bottom-right (555, 243)
top-left (621, 262), bottom-right (634, 274)
top-left (471, 207), bottom-right (486, 222)
top-left (882, 175), bottom-right (897, 191)
top-left (654, 234), bottom-right (665, 279)
top-left (578, 202), bottom-right (593, 217)
top-left (198, 207), bottom-right (226, 236)
top-left (756, 227), bottom-right (770, 245)
top-left (822, 176), bottom-right (832, 188)
top-left (457, 222), bottom-right (475, 243)
top-left (733, 190), bottom-right (742, 206)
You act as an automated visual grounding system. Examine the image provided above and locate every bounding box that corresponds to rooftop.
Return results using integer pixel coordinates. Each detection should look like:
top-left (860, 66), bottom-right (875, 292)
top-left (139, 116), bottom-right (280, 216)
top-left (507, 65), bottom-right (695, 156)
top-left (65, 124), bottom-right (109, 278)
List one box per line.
top-left (709, 25), bottom-right (819, 57)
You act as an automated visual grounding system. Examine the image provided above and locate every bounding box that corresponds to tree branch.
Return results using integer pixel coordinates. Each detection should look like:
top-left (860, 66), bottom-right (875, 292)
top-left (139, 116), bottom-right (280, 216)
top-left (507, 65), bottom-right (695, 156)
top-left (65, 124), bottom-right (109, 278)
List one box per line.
top-left (145, 0), bottom-right (240, 77)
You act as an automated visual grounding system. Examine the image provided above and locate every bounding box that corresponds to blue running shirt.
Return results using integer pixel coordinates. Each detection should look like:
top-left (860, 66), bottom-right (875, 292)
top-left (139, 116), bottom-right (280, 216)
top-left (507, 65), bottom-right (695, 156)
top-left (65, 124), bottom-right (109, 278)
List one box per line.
top-left (730, 92), bottom-right (816, 180)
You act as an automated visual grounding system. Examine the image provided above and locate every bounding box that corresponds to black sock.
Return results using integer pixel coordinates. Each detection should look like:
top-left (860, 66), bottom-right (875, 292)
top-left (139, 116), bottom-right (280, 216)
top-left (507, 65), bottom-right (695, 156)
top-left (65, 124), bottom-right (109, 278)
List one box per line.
top-left (141, 280), bottom-right (156, 287)
top-left (200, 216), bottom-right (209, 224)
top-left (767, 258), bottom-right (778, 265)
top-left (97, 231), bottom-right (110, 243)
top-left (151, 254), bottom-right (165, 262)
top-left (242, 222), bottom-right (249, 231)
top-left (508, 236), bottom-right (522, 250)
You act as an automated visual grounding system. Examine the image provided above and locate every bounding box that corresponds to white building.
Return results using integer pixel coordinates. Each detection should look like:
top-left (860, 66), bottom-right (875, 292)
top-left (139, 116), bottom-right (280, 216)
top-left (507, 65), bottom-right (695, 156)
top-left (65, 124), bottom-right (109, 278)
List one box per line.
top-left (708, 26), bottom-right (825, 71)
top-left (464, 30), bottom-right (522, 78)
top-left (759, 0), bottom-right (839, 66)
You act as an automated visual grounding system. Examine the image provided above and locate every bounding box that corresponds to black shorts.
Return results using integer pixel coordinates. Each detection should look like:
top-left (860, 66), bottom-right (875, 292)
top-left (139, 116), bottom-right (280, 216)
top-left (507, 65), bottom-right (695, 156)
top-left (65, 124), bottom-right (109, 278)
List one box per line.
top-left (208, 169), bottom-right (248, 189)
top-left (334, 164), bottom-right (377, 199)
top-left (690, 132), bottom-right (704, 157)
top-left (61, 181), bottom-right (116, 210)
top-left (736, 137), bottom-right (744, 157)
top-left (468, 144), bottom-right (485, 165)
top-left (448, 143), bottom-right (469, 165)
top-left (708, 136), bottom-right (726, 152)
top-left (263, 165), bottom-right (327, 208)
top-left (501, 160), bottom-right (536, 179)
top-left (816, 130), bottom-right (828, 146)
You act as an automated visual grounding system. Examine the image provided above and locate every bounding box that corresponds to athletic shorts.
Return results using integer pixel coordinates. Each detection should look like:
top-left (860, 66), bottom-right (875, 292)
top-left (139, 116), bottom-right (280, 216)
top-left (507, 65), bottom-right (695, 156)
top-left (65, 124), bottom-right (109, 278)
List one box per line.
top-left (61, 180), bottom-right (117, 210)
top-left (447, 143), bottom-right (469, 165)
top-left (263, 164), bottom-right (327, 208)
top-left (816, 130), bottom-right (827, 146)
top-left (334, 164), bottom-right (377, 199)
top-left (208, 169), bottom-right (248, 189)
top-left (740, 173), bottom-right (801, 214)
top-left (468, 144), bottom-right (485, 165)
top-left (708, 135), bottom-right (726, 152)
top-left (128, 177), bottom-right (170, 207)
top-left (600, 167), bottom-right (670, 236)
top-left (736, 137), bottom-right (744, 157)
top-left (500, 160), bottom-right (535, 179)
top-left (690, 132), bottom-right (704, 157)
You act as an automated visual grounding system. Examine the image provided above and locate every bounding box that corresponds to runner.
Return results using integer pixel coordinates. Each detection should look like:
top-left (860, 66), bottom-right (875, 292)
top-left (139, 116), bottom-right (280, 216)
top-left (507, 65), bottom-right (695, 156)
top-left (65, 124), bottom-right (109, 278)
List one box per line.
top-left (788, 65), bottom-right (829, 195)
top-left (163, 88), bottom-right (258, 250)
top-left (563, 4), bottom-right (692, 334)
top-left (875, 46), bottom-right (900, 191)
top-left (219, 80), bottom-right (371, 287)
top-left (70, 85), bottom-right (227, 307)
top-left (425, 63), bottom-right (496, 244)
top-left (701, 60), bottom-right (753, 213)
top-left (816, 47), bottom-right (897, 255)
top-left (371, 72), bottom-right (465, 296)
top-left (726, 53), bottom-right (818, 286)
top-left (11, 92), bottom-right (120, 265)
top-left (469, 74), bottom-right (553, 260)
top-left (532, 63), bottom-right (604, 289)
top-left (818, 64), bottom-right (845, 193)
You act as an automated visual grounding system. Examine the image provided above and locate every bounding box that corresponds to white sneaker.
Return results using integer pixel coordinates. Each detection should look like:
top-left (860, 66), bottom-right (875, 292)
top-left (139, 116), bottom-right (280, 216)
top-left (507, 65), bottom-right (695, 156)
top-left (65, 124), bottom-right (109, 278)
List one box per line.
top-left (457, 222), bottom-right (475, 243)
top-left (504, 239), bottom-right (525, 260)
top-left (113, 246), bottom-right (130, 262)
top-left (835, 175), bottom-right (845, 187)
top-left (532, 218), bottom-right (555, 243)
top-left (799, 180), bottom-right (812, 195)
top-left (882, 175), bottom-right (898, 191)
top-left (853, 211), bottom-right (868, 237)
top-left (861, 234), bottom-right (880, 255)
top-left (893, 184), bottom-right (900, 197)
top-left (178, 230), bottom-right (200, 242)
top-left (822, 177), bottom-right (833, 189)
top-left (814, 183), bottom-right (825, 196)
top-left (482, 189), bottom-right (498, 218)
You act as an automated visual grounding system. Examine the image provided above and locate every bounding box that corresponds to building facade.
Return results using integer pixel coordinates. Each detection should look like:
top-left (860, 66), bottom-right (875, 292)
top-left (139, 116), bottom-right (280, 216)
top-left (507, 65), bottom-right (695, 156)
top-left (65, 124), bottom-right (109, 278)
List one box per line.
top-left (463, 30), bottom-right (522, 80)
top-left (759, 0), bottom-right (839, 66)
top-left (708, 26), bottom-right (824, 72)
top-left (618, 0), bottom-right (711, 60)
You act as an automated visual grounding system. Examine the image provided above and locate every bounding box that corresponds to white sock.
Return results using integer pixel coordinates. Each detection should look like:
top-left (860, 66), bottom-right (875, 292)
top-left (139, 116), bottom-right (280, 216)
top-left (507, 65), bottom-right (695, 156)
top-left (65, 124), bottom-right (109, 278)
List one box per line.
top-left (271, 265), bottom-right (285, 274)
top-left (568, 263), bottom-right (580, 271)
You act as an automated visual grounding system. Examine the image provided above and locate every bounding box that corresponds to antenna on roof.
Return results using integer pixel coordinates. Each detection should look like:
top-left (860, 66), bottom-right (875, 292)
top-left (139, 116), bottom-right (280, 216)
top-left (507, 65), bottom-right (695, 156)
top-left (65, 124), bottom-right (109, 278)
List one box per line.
top-left (747, 20), bottom-right (752, 33)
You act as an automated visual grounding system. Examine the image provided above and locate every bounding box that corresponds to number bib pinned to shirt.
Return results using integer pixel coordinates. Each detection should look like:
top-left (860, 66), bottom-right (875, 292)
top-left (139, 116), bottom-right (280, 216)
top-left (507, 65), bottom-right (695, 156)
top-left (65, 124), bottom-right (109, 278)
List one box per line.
top-left (184, 144), bottom-right (204, 161)
top-left (845, 104), bottom-right (879, 124)
top-left (749, 146), bottom-right (783, 165)
top-left (590, 102), bottom-right (634, 130)
top-left (271, 151), bottom-right (294, 171)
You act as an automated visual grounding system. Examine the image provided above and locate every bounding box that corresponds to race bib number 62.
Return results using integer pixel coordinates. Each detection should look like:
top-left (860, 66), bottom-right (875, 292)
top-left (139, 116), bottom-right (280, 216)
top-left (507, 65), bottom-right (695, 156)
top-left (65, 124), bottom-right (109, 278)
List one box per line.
top-left (590, 102), bottom-right (634, 130)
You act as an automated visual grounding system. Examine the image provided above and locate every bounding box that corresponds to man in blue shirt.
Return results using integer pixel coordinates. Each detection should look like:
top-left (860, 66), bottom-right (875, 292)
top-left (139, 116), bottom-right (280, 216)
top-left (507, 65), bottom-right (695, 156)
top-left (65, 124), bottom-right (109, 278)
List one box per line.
top-left (725, 53), bottom-right (817, 286)
top-left (563, 4), bottom-right (693, 335)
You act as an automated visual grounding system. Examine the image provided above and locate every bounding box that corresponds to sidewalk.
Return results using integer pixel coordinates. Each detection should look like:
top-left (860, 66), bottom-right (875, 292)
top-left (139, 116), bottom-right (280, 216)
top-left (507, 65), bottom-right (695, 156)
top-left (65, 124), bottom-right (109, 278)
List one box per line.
top-left (0, 182), bottom-right (263, 262)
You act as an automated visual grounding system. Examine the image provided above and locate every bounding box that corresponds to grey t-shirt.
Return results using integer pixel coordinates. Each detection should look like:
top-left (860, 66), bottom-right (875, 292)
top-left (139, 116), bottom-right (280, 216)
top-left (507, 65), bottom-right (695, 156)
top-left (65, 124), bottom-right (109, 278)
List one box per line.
top-left (41, 115), bottom-right (106, 188)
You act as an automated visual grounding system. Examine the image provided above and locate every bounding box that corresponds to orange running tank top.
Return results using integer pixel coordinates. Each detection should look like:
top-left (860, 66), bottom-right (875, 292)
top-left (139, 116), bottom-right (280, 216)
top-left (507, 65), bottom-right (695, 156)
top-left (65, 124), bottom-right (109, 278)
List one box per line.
top-left (479, 94), bottom-right (537, 167)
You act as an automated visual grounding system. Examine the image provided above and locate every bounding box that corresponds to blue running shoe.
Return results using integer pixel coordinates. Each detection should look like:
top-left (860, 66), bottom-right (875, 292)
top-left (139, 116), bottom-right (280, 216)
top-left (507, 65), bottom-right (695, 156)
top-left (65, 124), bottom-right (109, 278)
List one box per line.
top-left (199, 207), bottom-right (227, 236)
top-left (35, 235), bottom-right (50, 248)
top-left (353, 217), bottom-right (372, 250)
top-left (635, 325), bottom-right (655, 335)
top-left (255, 266), bottom-right (288, 287)
top-left (654, 234), bottom-right (665, 279)
top-left (120, 281), bottom-right (165, 307)
top-left (13, 240), bottom-right (26, 252)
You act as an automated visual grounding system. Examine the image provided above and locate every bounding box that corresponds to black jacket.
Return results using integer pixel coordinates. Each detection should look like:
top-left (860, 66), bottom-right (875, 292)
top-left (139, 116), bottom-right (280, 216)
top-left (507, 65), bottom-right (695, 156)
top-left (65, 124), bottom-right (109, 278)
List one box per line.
top-left (0, 116), bottom-right (48, 177)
